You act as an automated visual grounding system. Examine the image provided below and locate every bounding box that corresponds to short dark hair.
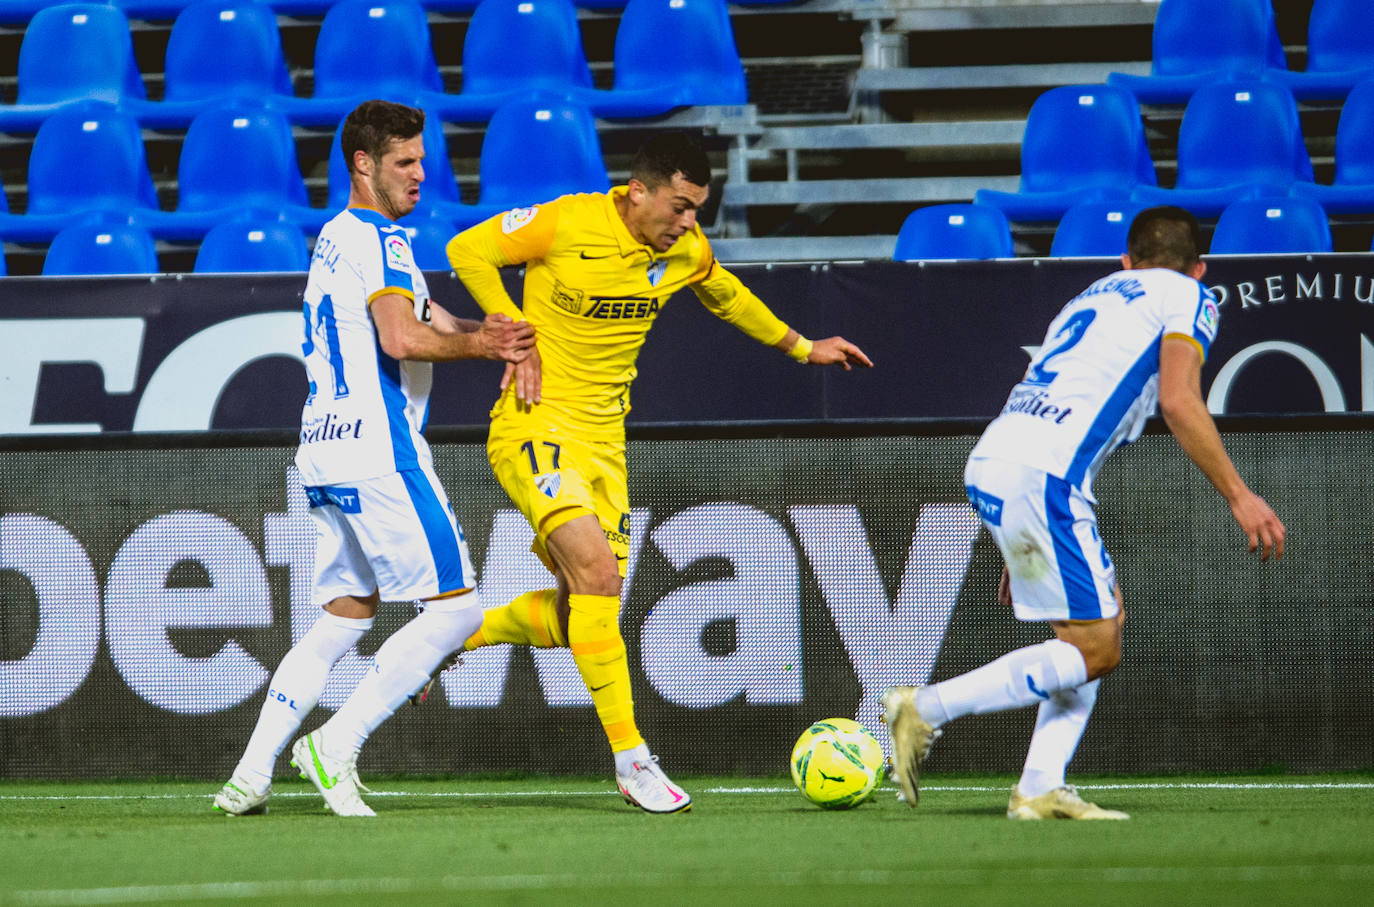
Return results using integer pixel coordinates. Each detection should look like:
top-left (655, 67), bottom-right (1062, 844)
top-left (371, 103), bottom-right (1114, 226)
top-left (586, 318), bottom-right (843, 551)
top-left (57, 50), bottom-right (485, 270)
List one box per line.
top-left (1126, 205), bottom-right (1202, 273)
top-left (341, 100), bottom-right (425, 174)
top-left (630, 132), bottom-right (710, 190)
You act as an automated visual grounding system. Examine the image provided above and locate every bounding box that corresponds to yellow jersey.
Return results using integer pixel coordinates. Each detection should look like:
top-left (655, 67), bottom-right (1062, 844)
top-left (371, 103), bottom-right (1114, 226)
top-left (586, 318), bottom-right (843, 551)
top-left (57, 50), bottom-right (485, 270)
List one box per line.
top-left (446, 187), bottom-right (792, 442)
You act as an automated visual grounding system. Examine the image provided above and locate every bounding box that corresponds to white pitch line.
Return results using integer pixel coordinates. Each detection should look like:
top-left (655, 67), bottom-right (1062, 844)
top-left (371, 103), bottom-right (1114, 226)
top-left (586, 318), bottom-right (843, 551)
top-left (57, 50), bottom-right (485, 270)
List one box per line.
top-left (9, 864), bottom-right (1374, 906)
top-left (2, 780), bottom-right (1372, 803)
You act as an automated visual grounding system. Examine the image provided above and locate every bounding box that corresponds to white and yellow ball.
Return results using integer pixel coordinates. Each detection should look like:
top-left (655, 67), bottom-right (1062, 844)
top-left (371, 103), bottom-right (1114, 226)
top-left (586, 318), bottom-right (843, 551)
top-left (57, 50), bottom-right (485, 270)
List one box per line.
top-left (789, 717), bottom-right (885, 809)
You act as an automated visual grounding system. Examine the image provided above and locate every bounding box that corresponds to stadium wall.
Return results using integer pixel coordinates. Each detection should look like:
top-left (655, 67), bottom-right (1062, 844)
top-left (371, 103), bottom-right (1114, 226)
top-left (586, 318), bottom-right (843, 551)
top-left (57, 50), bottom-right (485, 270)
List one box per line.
top-left (1, 420), bottom-right (1370, 779)
top-left (3, 254), bottom-right (1374, 436)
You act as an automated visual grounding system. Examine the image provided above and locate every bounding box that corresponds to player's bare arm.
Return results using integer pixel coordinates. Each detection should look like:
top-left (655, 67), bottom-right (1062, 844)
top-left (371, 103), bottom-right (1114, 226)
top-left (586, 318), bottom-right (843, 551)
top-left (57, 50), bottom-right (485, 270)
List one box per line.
top-left (372, 293), bottom-right (534, 364)
top-left (1157, 335), bottom-right (1286, 560)
top-left (774, 328), bottom-right (874, 370)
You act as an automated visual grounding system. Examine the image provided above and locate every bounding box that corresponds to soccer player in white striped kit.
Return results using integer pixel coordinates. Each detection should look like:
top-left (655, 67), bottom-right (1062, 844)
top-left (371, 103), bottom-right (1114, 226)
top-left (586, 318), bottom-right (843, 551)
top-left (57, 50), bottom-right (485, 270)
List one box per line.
top-left (883, 206), bottom-right (1285, 819)
top-left (215, 100), bottom-right (533, 817)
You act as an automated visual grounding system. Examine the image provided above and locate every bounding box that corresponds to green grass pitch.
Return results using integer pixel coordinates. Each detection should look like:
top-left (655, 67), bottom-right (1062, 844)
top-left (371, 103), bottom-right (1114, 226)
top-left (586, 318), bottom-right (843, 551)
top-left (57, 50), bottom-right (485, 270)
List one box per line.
top-left (2, 774), bottom-right (1372, 905)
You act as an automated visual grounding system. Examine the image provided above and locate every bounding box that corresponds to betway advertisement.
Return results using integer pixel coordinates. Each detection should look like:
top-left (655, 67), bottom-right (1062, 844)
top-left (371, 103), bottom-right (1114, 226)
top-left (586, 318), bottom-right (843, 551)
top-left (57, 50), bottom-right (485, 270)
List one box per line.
top-left (2, 429), bottom-right (1369, 778)
top-left (2, 255), bottom-right (1374, 435)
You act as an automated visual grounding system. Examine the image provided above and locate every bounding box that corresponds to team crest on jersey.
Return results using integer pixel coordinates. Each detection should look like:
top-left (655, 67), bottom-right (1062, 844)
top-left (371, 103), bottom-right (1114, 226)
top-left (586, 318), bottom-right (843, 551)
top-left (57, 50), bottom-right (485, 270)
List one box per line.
top-left (645, 259), bottom-right (667, 287)
top-left (502, 206), bottom-right (539, 234)
top-left (534, 471), bottom-right (562, 499)
top-left (385, 235), bottom-right (410, 270)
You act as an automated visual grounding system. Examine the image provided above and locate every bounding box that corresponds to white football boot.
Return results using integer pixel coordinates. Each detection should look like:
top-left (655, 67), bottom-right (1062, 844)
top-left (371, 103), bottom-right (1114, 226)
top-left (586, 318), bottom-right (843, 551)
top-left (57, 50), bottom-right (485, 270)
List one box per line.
top-left (290, 730), bottom-right (376, 818)
top-left (213, 776), bottom-right (271, 816)
top-left (616, 756), bottom-right (692, 814)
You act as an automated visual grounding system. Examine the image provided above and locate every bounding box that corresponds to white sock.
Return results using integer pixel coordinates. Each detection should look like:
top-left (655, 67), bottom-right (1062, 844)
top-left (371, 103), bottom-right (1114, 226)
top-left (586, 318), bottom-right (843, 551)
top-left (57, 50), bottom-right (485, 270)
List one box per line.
top-left (319, 602), bottom-right (482, 761)
top-left (1017, 679), bottom-right (1101, 797)
top-left (232, 612), bottom-right (373, 789)
top-left (614, 743), bottom-right (652, 776)
top-left (917, 638), bottom-right (1088, 727)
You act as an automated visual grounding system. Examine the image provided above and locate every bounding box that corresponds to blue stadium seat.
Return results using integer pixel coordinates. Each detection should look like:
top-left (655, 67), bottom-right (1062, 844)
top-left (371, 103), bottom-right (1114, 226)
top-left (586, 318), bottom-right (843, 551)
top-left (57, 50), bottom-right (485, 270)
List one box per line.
top-left (1108, 0), bottom-right (1281, 104)
top-left (592, 0), bottom-right (748, 118)
top-left (1291, 79), bottom-right (1374, 213)
top-left (277, 0), bottom-right (445, 126)
top-left (399, 210), bottom-right (460, 270)
top-left (974, 85), bottom-right (1154, 222)
top-left (42, 222), bottom-right (160, 276)
top-left (473, 95), bottom-right (609, 214)
top-left (193, 220), bottom-right (311, 272)
top-left (1131, 82), bottom-right (1311, 216)
top-left (1270, 0), bottom-right (1374, 100)
top-left (327, 108), bottom-right (469, 222)
top-left (0, 102), bottom-right (160, 242)
top-left (430, 0), bottom-right (597, 123)
top-left (0, 4), bottom-right (146, 133)
top-left (131, 1), bottom-right (295, 127)
top-left (1209, 197), bottom-right (1333, 254)
top-left (141, 103), bottom-right (324, 239)
top-left (1049, 201), bottom-right (1144, 258)
top-left (892, 204), bottom-right (1013, 261)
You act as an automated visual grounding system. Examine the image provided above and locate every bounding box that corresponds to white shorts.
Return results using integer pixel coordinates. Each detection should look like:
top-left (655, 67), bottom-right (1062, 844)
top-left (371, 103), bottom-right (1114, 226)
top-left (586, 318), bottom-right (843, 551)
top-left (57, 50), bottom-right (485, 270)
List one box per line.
top-left (963, 457), bottom-right (1119, 623)
top-left (305, 467), bottom-right (476, 606)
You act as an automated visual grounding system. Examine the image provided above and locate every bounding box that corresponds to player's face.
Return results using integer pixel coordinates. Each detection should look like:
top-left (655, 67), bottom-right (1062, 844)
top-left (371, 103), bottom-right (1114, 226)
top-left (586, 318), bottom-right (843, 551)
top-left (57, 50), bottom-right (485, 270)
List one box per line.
top-left (628, 173), bottom-right (709, 252)
top-left (368, 134), bottom-right (426, 221)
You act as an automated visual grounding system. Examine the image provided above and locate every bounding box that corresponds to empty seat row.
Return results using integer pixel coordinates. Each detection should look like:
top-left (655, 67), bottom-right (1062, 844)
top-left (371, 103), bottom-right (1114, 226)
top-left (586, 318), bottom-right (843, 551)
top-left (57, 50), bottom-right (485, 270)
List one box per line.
top-left (0, 0), bottom-right (798, 24)
top-left (0, 94), bottom-right (611, 241)
top-left (0, 0), bottom-right (747, 131)
top-left (893, 196), bottom-right (1341, 262)
top-left (1109, 0), bottom-right (1374, 102)
top-left (974, 78), bottom-right (1374, 222)
top-left (20, 215), bottom-right (461, 276)
top-left (17, 191), bottom-right (1347, 278)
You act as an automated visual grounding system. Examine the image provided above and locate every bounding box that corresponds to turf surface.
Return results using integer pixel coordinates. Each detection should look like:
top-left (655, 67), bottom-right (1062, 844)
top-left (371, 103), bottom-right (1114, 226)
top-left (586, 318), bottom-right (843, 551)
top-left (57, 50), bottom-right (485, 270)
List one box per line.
top-left (2, 775), bottom-right (1371, 905)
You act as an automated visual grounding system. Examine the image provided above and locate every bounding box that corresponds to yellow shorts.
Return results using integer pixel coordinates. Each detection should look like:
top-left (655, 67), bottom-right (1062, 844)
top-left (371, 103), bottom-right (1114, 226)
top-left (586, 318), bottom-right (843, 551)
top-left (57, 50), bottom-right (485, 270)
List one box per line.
top-left (488, 431), bottom-right (631, 577)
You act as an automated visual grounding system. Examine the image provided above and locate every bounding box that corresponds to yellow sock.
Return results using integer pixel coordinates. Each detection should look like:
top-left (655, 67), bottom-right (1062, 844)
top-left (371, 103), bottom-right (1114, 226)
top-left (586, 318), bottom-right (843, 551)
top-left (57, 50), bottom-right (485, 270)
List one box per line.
top-left (463, 589), bottom-right (566, 650)
top-left (568, 592), bottom-right (644, 754)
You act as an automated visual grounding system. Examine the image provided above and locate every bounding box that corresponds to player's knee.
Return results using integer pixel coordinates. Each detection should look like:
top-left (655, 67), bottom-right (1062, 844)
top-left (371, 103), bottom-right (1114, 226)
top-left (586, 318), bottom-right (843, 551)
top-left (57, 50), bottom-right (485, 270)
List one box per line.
top-left (575, 564), bottom-right (621, 597)
top-left (1085, 641), bottom-right (1123, 679)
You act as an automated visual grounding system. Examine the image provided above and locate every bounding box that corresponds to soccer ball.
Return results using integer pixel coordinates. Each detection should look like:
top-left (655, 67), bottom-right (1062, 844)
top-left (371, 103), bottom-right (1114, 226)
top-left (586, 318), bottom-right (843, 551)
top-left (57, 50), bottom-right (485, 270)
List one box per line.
top-left (789, 717), bottom-right (885, 809)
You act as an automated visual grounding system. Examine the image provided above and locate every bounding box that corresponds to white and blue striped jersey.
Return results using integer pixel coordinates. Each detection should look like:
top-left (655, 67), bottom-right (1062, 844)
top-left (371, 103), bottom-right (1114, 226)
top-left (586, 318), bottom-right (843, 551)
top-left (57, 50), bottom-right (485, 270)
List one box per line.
top-left (295, 207), bottom-right (434, 485)
top-left (970, 267), bottom-right (1220, 495)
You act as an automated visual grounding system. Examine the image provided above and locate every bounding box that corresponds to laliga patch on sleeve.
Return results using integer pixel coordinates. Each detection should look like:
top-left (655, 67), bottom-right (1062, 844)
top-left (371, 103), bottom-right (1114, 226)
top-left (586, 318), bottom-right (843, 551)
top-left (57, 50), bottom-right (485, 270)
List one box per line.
top-left (502, 206), bottom-right (539, 234)
top-left (1196, 297), bottom-right (1220, 340)
top-left (385, 235), bottom-right (411, 270)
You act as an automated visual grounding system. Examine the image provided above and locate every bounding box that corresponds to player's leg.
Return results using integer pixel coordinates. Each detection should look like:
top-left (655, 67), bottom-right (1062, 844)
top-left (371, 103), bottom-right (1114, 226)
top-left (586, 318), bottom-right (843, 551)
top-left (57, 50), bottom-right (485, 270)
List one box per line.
top-left (463, 588), bottom-right (568, 650)
top-left (293, 468), bottom-right (480, 817)
top-left (884, 461), bottom-right (1118, 807)
top-left (458, 436), bottom-right (577, 652)
top-left (1010, 592), bottom-right (1128, 820)
top-left (543, 514), bottom-right (689, 814)
top-left (215, 502), bottom-right (378, 816)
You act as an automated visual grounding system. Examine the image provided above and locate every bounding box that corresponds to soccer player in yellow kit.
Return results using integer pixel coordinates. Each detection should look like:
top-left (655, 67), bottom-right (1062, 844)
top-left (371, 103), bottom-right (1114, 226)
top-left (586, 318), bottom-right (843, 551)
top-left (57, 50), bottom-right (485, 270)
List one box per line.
top-left (446, 132), bottom-right (871, 813)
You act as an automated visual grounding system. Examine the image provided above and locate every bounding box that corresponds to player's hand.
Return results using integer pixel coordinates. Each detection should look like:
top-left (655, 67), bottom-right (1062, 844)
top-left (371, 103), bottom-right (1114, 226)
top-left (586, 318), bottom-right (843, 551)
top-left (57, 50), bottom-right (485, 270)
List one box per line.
top-left (997, 564), bottom-right (1013, 607)
top-left (479, 313), bottom-right (535, 363)
top-left (1230, 491), bottom-right (1285, 561)
top-left (807, 336), bottom-right (873, 370)
top-left (499, 345), bottom-right (542, 407)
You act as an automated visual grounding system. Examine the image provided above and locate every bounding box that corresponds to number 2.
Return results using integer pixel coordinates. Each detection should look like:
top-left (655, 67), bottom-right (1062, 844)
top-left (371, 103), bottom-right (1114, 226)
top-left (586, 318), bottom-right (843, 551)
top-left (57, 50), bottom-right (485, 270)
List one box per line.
top-left (1025, 309), bottom-right (1096, 387)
